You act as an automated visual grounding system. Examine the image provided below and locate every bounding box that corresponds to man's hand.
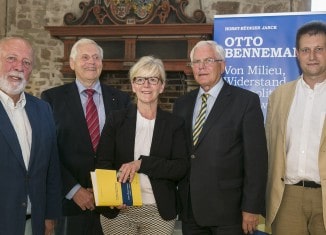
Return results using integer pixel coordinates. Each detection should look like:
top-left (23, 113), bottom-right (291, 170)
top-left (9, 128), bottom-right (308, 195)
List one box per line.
top-left (242, 211), bottom-right (259, 234)
top-left (72, 187), bottom-right (95, 211)
top-left (44, 219), bottom-right (55, 235)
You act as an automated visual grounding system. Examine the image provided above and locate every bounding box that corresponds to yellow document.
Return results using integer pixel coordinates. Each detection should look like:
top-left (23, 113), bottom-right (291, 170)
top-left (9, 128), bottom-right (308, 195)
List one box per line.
top-left (91, 169), bottom-right (142, 207)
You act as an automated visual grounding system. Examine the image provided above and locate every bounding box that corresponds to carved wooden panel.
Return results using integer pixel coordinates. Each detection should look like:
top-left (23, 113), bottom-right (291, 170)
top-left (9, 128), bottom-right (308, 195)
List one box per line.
top-left (45, 0), bottom-right (213, 76)
top-left (64, 0), bottom-right (206, 25)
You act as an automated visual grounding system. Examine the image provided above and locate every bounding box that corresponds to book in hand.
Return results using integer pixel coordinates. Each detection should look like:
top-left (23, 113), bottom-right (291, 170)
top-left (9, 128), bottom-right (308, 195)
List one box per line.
top-left (90, 169), bottom-right (142, 207)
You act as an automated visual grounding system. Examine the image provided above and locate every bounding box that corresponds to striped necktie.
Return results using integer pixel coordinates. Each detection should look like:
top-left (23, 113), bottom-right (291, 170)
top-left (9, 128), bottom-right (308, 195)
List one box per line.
top-left (193, 93), bottom-right (209, 146)
top-left (85, 89), bottom-right (100, 152)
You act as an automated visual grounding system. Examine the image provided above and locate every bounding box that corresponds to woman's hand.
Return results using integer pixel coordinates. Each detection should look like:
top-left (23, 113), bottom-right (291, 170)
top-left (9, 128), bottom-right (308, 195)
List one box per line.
top-left (118, 160), bottom-right (141, 183)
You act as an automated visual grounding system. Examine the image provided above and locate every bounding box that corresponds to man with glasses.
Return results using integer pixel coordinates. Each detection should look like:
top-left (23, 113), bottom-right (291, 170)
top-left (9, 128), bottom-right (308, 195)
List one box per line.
top-left (266, 21), bottom-right (326, 235)
top-left (173, 40), bottom-right (268, 235)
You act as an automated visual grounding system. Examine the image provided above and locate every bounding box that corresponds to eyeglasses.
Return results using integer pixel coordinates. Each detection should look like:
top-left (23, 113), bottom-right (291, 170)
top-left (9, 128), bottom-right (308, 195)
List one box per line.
top-left (6, 56), bottom-right (33, 69)
top-left (298, 47), bottom-right (325, 55)
top-left (133, 76), bottom-right (160, 85)
top-left (190, 58), bottom-right (223, 67)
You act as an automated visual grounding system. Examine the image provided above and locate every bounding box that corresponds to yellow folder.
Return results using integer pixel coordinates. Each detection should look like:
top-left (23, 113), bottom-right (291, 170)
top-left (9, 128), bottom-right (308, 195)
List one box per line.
top-left (91, 169), bottom-right (142, 207)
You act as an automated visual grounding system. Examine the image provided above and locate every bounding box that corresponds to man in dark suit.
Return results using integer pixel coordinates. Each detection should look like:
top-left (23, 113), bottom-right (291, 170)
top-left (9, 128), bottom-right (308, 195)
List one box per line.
top-left (173, 40), bottom-right (268, 235)
top-left (41, 38), bottom-right (130, 234)
top-left (0, 36), bottom-right (61, 235)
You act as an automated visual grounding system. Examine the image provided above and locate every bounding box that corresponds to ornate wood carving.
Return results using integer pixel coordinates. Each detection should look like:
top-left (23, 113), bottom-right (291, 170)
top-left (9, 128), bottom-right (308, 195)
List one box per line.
top-left (46, 0), bottom-right (212, 78)
top-left (64, 0), bottom-right (206, 25)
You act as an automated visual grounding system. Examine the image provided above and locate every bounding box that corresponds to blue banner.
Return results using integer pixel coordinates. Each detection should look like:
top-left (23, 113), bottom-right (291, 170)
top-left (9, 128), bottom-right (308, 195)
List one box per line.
top-left (214, 12), bottom-right (326, 117)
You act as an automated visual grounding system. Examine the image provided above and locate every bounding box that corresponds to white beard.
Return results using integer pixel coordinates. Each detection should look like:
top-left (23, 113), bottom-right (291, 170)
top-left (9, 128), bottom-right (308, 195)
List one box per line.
top-left (0, 71), bottom-right (27, 95)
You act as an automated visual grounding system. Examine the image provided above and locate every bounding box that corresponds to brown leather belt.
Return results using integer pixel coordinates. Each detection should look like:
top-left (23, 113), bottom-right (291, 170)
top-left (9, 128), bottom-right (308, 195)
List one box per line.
top-left (294, 180), bottom-right (321, 188)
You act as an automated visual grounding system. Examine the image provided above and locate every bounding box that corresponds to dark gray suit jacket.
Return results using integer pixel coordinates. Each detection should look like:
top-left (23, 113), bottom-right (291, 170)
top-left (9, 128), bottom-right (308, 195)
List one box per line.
top-left (41, 82), bottom-right (130, 216)
top-left (173, 81), bottom-right (268, 226)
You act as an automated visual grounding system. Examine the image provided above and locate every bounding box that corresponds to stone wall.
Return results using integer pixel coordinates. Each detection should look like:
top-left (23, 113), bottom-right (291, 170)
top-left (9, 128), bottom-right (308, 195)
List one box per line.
top-left (0, 0), bottom-right (310, 97)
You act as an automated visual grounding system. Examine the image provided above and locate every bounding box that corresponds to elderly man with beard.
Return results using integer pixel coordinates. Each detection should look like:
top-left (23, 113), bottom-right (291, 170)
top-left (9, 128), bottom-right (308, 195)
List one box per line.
top-left (0, 36), bottom-right (61, 235)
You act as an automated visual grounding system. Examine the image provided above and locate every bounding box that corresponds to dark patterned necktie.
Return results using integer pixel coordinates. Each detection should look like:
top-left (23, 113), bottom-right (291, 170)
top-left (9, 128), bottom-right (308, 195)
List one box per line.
top-left (85, 89), bottom-right (100, 152)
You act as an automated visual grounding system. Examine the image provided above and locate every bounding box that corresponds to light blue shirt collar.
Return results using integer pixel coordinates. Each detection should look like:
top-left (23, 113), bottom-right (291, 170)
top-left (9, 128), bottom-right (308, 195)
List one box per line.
top-left (75, 79), bottom-right (101, 95)
top-left (197, 78), bottom-right (224, 100)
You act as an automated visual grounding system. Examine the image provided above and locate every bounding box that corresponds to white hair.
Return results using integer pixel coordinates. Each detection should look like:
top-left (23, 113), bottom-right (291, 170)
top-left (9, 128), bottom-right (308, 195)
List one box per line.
top-left (70, 38), bottom-right (103, 60)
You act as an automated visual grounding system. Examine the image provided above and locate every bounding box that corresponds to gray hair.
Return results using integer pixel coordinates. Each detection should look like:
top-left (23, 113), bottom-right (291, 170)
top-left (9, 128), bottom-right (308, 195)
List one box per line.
top-left (190, 40), bottom-right (226, 61)
top-left (129, 55), bottom-right (166, 84)
top-left (70, 38), bottom-right (103, 60)
top-left (0, 36), bottom-right (34, 63)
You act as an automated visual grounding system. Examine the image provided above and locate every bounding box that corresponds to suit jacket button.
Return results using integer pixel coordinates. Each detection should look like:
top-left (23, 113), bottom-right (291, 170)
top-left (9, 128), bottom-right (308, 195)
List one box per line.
top-left (191, 155), bottom-right (196, 159)
top-left (22, 202), bottom-right (27, 208)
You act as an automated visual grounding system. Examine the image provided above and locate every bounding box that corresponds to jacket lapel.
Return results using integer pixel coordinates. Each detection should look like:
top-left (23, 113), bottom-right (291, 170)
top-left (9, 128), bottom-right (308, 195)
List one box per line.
top-left (0, 97), bottom-right (27, 170)
top-left (102, 84), bottom-right (124, 116)
top-left (24, 94), bottom-right (39, 169)
top-left (279, 81), bottom-right (297, 138)
top-left (183, 90), bottom-right (198, 150)
top-left (150, 108), bottom-right (166, 154)
top-left (195, 82), bottom-right (231, 147)
top-left (65, 83), bottom-right (88, 127)
top-left (123, 105), bottom-right (137, 161)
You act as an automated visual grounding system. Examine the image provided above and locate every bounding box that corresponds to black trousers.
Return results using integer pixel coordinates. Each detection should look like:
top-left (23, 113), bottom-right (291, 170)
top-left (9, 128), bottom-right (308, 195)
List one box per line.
top-left (55, 210), bottom-right (103, 235)
top-left (182, 196), bottom-right (244, 235)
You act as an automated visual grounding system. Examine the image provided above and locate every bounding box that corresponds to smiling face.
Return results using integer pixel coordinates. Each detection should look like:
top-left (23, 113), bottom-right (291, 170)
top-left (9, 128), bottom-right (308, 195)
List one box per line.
top-left (129, 56), bottom-right (166, 107)
top-left (296, 32), bottom-right (326, 86)
top-left (191, 44), bottom-right (225, 92)
top-left (70, 42), bottom-right (103, 87)
top-left (131, 73), bottom-right (165, 106)
top-left (0, 37), bottom-right (33, 102)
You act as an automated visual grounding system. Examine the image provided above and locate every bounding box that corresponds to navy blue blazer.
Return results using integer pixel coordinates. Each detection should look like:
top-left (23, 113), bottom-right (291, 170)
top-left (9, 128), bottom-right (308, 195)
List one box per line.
top-left (41, 82), bottom-right (130, 216)
top-left (173, 81), bottom-right (268, 226)
top-left (0, 93), bottom-right (61, 235)
top-left (96, 104), bottom-right (189, 220)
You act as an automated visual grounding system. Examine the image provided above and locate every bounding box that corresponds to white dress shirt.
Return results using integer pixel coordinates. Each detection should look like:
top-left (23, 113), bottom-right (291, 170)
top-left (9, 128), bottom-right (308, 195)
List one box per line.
top-left (285, 76), bottom-right (326, 184)
top-left (134, 110), bottom-right (156, 204)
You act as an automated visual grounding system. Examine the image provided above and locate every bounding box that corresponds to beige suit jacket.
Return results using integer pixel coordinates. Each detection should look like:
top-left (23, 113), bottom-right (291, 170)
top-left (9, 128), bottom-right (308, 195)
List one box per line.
top-left (265, 78), bottom-right (326, 227)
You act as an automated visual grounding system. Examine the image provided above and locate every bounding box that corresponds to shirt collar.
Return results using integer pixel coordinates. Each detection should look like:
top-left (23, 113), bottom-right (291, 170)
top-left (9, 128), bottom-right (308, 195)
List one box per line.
top-left (198, 78), bottom-right (224, 99)
top-left (0, 90), bottom-right (26, 109)
top-left (300, 75), bottom-right (326, 92)
top-left (75, 79), bottom-right (101, 95)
